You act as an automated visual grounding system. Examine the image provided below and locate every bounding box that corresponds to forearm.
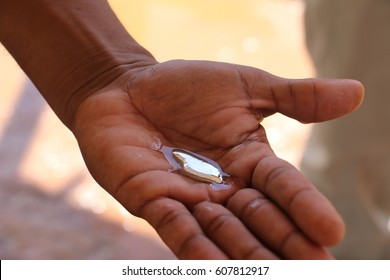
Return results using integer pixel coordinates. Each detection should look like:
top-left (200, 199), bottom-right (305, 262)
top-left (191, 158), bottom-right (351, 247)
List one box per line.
top-left (0, 0), bottom-right (156, 127)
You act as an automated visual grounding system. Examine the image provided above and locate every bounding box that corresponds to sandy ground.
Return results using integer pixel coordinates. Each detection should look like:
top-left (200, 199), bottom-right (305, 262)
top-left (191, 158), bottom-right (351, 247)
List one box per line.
top-left (0, 0), bottom-right (313, 259)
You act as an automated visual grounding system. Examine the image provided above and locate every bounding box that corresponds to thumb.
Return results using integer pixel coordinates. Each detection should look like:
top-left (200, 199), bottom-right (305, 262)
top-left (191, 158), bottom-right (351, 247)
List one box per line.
top-left (273, 77), bottom-right (364, 123)
top-left (245, 68), bottom-right (365, 123)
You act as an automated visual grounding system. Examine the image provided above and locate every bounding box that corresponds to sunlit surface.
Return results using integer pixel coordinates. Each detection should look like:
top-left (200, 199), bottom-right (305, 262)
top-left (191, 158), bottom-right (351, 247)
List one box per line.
top-left (0, 0), bottom-right (313, 259)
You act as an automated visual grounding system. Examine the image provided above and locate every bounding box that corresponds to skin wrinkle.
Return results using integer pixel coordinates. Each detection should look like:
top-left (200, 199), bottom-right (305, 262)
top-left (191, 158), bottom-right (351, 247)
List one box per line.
top-left (241, 244), bottom-right (268, 260)
top-left (236, 67), bottom-right (267, 122)
top-left (112, 171), bottom-right (168, 213)
top-left (236, 68), bottom-right (252, 104)
top-left (217, 142), bottom-right (261, 188)
top-left (152, 201), bottom-right (193, 233)
top-left (279, 174), bottom-right (310, 215)
top-left (226, 190), bottom-right (326, 259)
top-left (242, 244), bottom-right (277, 260)
top-left (154, 124), bottom-right (224, 150)
top-left (219, 110), bottom-right (261, 147)
top-left (286, 187), bottom-right (319, 219)
top-left (269, 84), bottom-right (279, 113)
top-left (64, 72), bottom-right (124, 127)
top-left (241, 196), bottom-right (271, 218)
top-left (128, 82), bottom-right (241, 150)
top-left (311, 80), bottom-right (320, 122)
top-left (143, 199), bottom-right (205, 257)
top-left (64, 61), bottom-right (155, 129)
top-left (127, 102), bottom-right (167, 142)
top-left (235, 194), bottom-right (297, 256)
top-left (123, 171), bottom-right (213, 216)
top-left (221, 140), bottom-right (267, 187)
top-left (125, 63), bottom-right (268, 152)
top-left (141, 198), bottom-right (229, 260)
top-left (234, 125), bottom-right (268, 150)
top-left (251, 156), bottom-right (321, 239)
top-left (279, 230), bottom-right (302, 258)
top-left (202, 212), bottom-right (233, 235)
top-left (155, 108), bottom-right (253, 155)
top-left (125, 63), bottom-right (158, 100)
top-left (253, 153), bottom-right (286, 195)
top-left (176, 232), bottom-right (217, 259)
top-left (287, 80), bottom-right (298, 119)
top-left (193, 205), bottom-right (260, 259)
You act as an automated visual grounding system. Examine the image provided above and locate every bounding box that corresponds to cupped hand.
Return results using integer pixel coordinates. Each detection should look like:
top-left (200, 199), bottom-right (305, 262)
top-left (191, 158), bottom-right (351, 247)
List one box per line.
top-left (72, 60), bottom-right (364, 259)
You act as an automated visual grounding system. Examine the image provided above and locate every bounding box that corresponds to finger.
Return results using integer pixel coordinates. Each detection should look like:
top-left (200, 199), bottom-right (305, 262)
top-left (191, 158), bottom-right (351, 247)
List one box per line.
top-left (240, 67), bottom-right (364, 123)
top-left (140, 197), bottom-right (228, 260)
top-left (193, 201), bottom-right (279, 260)
top-left (275, 77), bottom-right (364, 123)
top-left (252, 152), bottom-right (345, 246)
top-left (227, 188), bottom-right (333, 259)
top-left (115, 170), bottom-right (230, 259)
top-left (114, 170), bottom-right (211, 215)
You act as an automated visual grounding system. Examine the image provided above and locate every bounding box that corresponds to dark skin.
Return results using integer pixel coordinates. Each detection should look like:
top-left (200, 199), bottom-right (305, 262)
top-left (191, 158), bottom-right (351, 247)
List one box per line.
top-left (73, 59), bottom-right (363, 259)
top-left (0, 0), bottom-right (364, 259)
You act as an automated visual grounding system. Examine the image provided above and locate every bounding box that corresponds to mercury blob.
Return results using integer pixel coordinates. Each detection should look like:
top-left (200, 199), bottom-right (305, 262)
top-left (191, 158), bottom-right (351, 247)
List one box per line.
top-left (158, 145), bottom-right (229, 186)
top-left (172, 149), bottom-right (225, 184)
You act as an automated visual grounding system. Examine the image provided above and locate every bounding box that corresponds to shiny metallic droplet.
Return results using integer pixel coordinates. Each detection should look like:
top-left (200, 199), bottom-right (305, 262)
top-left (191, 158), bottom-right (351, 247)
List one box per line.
top-left (172, 149), bottom-right (225, 184)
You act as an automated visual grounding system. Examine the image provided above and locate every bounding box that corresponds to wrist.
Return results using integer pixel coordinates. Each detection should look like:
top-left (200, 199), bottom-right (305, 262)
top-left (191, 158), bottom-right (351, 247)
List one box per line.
top-left (53, 50), bottom-right (156, 129)
top-left (0, 0), bottom-right (156, 127)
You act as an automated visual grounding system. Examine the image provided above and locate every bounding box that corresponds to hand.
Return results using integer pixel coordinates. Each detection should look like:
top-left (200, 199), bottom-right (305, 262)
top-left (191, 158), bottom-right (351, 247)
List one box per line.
top-left (72, 60), bottom-right (364, 259)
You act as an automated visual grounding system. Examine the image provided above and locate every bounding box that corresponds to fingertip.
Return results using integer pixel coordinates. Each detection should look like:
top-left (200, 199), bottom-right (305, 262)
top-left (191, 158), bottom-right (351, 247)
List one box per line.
top-left (289, 188), bottom-right (346, 247)
top-left (260, 76), bottom-right (365, 123)
top-left (305, 78), bottom-right (365, 122)
top-left (318, 212), bottom-right (346, 247)
top-left (309, 202), bottom-right (346, 247)
top-left (340, 79), bottom-right (365, 112)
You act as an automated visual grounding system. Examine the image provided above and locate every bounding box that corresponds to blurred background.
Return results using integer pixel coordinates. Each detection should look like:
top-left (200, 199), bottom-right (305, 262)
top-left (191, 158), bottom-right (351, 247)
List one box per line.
top-left (0, 0), bottom-right (313, 259)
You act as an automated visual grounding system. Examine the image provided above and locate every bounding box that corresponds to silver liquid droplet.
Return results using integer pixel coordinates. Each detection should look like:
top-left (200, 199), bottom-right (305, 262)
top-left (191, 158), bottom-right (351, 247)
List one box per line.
top-left (171, 149), bottom-right (226, 184)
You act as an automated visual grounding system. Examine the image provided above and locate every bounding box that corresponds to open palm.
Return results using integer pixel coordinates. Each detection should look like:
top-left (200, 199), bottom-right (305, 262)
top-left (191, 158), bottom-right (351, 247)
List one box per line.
top-left (72, 60), bottom-right (363, 259)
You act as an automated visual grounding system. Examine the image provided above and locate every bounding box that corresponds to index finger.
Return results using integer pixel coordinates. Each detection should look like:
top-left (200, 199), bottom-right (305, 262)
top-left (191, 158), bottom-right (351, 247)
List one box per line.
top-left (252, 150), bottom-right (345, 246)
